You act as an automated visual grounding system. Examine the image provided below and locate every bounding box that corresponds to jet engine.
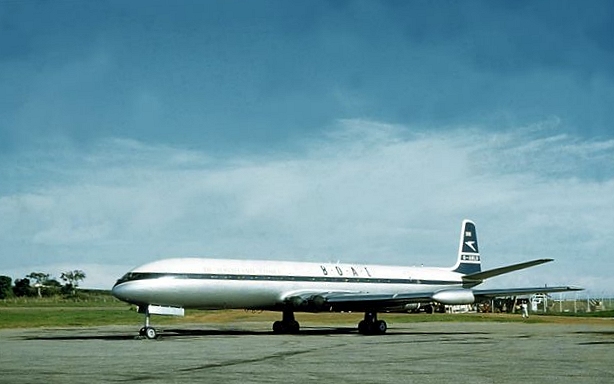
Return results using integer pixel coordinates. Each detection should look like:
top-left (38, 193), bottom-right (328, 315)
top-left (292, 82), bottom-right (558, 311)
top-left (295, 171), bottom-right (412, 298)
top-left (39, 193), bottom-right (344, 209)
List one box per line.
top-left (431, 289), bottom-right (475, 305)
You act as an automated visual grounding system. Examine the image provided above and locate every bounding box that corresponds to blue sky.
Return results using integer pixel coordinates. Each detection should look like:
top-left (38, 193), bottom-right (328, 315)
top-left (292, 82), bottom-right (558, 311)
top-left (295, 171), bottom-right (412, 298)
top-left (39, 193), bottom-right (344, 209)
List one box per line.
top-left (1, 1), bottom-right (613, 295)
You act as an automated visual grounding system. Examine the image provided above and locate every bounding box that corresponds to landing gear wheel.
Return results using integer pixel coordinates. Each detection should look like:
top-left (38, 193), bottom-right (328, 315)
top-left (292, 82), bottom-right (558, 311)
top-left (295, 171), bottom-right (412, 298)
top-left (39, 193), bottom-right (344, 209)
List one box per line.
top-left (273, 309), bottom-right (300, 334)
top-left (273, 321), bottom-right (284, 333)
top-left (145, 326), bottom-right (157, 339)
top-left (289, 320), bottom-right (300, 333)
top-left (358, 311), bottom-right (387, 335)
top-left (358, 320), bottom-right (368, 334)
top-left (374, 320), bottom-right (387, 334)
top-left (139, 327), bottom-right (147, 336)
top-left (272, 320), bottom-right (300, 334)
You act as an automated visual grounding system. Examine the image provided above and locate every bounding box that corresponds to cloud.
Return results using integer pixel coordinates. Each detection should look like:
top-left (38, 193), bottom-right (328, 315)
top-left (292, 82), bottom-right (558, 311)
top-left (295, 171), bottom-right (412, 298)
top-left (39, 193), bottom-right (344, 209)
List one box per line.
top-left (1, 119), bottom-right (613, 294)
top-left (4, 1), bottom-right (614, 156)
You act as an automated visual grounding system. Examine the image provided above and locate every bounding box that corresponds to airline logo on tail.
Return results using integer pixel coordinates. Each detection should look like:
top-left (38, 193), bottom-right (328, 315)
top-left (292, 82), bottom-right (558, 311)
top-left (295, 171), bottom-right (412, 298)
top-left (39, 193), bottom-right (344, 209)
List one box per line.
top-left (453, 220), bottom-right (481, 274)
top-left (465, 240), bottom-right (477, 252)
top-left (461, 222), bottom-right (479, 254)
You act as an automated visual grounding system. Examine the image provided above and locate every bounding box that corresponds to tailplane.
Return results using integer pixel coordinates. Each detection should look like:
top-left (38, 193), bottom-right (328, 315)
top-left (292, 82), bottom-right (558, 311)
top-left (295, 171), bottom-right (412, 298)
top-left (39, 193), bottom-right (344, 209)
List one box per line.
top-left (451, 220), bottom-right (481, 274)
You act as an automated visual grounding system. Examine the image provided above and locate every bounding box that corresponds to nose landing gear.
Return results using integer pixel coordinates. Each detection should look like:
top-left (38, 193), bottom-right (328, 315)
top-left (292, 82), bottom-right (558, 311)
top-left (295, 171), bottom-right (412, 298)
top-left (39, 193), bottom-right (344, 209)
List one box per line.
top-left (138, 307), bottom-right (158, 339)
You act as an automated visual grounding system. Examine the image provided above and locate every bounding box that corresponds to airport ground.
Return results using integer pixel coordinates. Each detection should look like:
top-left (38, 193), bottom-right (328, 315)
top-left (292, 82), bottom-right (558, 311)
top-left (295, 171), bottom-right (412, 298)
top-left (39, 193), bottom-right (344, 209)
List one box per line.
top-left (1, 317), bottom-right (613, 384)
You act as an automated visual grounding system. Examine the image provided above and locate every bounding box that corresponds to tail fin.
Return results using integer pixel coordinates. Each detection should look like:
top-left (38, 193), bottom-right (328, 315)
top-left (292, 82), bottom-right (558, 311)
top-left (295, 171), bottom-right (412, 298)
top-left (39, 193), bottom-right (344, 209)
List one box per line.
top-left (451, 220), bottom-right (481, 275)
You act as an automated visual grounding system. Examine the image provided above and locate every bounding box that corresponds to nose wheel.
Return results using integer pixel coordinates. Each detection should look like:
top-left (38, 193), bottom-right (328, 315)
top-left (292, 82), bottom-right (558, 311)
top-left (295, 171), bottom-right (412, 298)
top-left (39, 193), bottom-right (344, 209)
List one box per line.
top-left (139, 326), bottom-right (157, 339)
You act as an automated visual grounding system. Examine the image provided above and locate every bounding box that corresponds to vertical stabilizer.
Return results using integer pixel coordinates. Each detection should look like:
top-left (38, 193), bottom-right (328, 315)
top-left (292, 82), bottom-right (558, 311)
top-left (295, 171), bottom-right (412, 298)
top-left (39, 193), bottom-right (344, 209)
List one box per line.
top-left (451, 220), bottom-right (481, 274)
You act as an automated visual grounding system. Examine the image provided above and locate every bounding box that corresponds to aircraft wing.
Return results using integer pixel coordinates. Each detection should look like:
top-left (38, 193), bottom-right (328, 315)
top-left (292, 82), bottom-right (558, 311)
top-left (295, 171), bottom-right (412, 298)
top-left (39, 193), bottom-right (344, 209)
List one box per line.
top-left (472, 285), bottom-right (583, 298)
top-left (325, 291), bottom-right (433, 306)
top-left (284, 284), bottom-right (583, 312)
top-left (283, 290), bottom-right (434, 312)
top-left (284, 289), bottom-right (474, 312)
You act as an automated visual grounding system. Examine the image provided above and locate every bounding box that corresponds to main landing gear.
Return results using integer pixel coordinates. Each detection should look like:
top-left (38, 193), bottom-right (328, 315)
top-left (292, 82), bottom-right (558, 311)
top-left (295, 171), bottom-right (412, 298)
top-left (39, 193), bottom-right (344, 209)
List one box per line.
top-left (272, 309), bottom-right (300, 334)
top-left (358, 311), bottom-right (387, 335)
top-left (272, 309), bottom-right (387, 335)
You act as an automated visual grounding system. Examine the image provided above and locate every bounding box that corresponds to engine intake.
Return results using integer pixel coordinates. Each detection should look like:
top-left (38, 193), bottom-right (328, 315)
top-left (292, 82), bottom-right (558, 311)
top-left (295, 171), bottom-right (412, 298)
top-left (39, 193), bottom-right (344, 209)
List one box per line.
top-left (285, 294), bottom-right (328, 311)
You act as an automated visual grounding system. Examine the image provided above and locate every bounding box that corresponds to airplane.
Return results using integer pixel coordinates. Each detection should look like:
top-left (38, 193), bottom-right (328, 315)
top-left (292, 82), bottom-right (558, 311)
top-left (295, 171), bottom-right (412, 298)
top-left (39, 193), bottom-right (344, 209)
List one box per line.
top-left (111, 220), bottom-right (582, 338)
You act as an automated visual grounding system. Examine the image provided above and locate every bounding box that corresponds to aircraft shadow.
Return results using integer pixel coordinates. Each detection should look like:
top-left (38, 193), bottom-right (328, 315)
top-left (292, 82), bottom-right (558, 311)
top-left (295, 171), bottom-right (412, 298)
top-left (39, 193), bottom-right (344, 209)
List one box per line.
top-left (23, 334), bottom-right (141, 341)
top-left (163, 327), bottom-right (358, 336)
top-left (22, 327), bottom-right (490, 341)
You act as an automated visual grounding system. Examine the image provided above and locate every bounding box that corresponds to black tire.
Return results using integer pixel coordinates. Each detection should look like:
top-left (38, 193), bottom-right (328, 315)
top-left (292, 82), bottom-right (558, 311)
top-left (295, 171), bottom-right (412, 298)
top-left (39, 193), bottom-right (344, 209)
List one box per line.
top-left (273, 321), bottom-right (284, 333)
top-left (358, 320), bottom-right (368, 334)
top-left (289, 320), bottom-right (300, 333)
top-left (273, 320), bottom-right (300, 334)
top-left (145, 327), bottom-right (157, 339)
top-left (375, 320), bottom-right (387, 334)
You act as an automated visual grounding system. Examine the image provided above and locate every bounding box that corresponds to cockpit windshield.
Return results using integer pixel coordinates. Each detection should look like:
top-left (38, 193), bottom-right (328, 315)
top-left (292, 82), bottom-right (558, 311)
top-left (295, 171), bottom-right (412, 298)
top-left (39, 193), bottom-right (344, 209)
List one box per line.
top-left (114, 272), bottom-right (164, 286)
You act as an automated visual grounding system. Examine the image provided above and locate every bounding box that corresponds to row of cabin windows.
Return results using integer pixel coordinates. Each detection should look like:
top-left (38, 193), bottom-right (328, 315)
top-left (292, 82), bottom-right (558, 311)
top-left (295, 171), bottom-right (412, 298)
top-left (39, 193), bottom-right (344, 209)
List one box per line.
top-left (115, 272), bottom-right (440, 286)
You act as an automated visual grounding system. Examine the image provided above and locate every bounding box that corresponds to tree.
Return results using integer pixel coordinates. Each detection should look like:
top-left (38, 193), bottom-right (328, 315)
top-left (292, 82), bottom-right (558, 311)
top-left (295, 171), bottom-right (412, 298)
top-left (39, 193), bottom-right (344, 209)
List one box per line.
top-left (0, 275), bottom-right (12, 299)
top-left (60, 270), bottom-right (86, 295)
top-left (45, 278), bottom-right (62, 288)
top-left (60, 270), bottom-right (86, 287)
top-left (26, 272), bottom-right (50, 298)
top-left (13, 278), bottom-right (36, 297)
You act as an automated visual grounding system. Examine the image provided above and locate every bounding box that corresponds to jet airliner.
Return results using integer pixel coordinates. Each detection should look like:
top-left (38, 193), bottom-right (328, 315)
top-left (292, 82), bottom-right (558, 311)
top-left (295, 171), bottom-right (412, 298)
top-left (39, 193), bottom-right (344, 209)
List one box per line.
top-left (112, 220), bottom-right (582, 338)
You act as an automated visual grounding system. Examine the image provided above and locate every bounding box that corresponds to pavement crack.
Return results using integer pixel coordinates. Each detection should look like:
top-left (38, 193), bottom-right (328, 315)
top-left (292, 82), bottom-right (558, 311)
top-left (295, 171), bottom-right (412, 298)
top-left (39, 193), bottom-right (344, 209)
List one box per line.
top-left (178, 347), bottom-right (323, 372)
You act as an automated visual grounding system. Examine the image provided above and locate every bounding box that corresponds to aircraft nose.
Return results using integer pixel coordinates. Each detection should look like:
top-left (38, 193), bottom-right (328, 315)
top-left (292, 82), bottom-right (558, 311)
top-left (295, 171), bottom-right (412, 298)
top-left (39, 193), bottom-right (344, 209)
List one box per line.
top-left (111, 283), bottom-right (132, 302)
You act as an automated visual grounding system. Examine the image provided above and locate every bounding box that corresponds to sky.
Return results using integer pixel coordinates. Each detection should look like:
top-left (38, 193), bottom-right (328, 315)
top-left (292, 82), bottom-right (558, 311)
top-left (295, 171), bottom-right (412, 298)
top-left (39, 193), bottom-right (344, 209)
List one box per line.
top-left (1, 1), bottom-right (613, 296)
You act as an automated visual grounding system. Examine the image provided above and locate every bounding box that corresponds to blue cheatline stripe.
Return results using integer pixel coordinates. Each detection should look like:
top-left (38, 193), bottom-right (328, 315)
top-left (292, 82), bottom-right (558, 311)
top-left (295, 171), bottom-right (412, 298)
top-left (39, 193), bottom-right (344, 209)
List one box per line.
top-left (114, 272), bottom-right (460, 287)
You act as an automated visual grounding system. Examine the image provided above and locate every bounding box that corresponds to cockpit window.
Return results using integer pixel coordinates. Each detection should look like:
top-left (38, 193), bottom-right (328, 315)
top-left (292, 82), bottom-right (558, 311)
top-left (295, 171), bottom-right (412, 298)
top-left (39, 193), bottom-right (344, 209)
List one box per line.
top-left (114, 272), bottom-right (164, 286)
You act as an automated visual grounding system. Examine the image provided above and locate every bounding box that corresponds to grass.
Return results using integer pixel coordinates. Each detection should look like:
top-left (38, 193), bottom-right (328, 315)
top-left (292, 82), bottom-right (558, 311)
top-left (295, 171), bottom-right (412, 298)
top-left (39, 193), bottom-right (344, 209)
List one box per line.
top-left (0, 297), bottom-right (127, 308)
top-left (0, 307), bottom-right (139, 328)
top-left (542, 309), bottom-right (614, 318)
top-left (1, 292), bottom-right (612, 329)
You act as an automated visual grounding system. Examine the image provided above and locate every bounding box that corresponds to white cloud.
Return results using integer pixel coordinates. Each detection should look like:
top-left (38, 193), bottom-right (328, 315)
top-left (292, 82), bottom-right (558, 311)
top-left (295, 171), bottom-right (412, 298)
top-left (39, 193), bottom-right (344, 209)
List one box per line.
top-left (1, 119), bottom-right (613, 294)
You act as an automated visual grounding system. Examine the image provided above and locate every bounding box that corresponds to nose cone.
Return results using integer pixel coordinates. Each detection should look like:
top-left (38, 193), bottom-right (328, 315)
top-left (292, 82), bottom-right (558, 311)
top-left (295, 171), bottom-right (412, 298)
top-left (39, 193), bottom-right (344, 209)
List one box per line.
top-left (111, 282), bottom-right (132, 303)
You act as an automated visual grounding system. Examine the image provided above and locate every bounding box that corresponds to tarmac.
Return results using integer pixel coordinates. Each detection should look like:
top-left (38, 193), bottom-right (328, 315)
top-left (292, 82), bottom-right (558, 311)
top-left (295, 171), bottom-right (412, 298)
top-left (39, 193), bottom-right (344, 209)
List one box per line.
top-left (1, 321), bottom-right (613, 383)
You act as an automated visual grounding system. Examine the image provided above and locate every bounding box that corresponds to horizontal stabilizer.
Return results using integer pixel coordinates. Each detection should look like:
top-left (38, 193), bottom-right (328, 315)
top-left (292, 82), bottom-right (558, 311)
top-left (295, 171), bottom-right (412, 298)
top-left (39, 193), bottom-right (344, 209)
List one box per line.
top-left (474, 285), bottom-right (583, 298)
top-left (463, 258), bottom-right (553, 282)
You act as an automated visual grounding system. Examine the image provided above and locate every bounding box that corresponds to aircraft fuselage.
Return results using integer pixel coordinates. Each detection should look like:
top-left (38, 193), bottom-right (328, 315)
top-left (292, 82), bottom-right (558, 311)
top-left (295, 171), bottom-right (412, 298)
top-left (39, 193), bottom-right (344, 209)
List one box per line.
top-left (112, 258), bottom-right (465, 311)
